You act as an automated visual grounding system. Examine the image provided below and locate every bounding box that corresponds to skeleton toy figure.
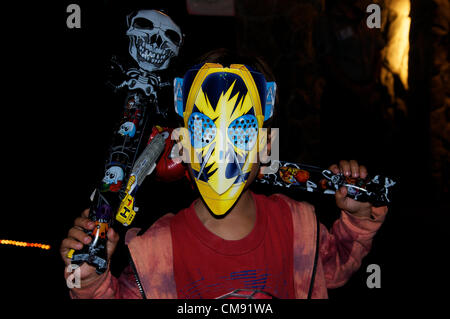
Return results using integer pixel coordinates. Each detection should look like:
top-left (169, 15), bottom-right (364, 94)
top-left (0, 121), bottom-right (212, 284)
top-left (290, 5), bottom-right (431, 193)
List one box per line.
top-left (114, 10), bottom-right (182, 103)
top-left (102, 9), bottom-right (183, 194)
top-left (69, 10), bottom-right (183, 274)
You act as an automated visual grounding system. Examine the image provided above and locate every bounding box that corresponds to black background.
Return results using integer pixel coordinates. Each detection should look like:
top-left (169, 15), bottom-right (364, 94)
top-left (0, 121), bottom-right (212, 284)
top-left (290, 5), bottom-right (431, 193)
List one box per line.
top-left (0, 0), bottom-right (445, 309)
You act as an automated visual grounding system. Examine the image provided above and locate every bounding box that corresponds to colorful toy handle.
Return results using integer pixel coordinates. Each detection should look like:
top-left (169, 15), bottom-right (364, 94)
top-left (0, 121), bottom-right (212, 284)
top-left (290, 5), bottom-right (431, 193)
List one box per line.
top-left (69, 202), bottom-right (112, 274)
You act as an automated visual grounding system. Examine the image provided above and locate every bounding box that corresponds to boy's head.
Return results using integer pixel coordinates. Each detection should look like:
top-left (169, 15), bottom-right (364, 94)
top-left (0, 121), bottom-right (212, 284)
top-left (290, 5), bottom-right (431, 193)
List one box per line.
top-left (174, 49), bottom-right (277, 217)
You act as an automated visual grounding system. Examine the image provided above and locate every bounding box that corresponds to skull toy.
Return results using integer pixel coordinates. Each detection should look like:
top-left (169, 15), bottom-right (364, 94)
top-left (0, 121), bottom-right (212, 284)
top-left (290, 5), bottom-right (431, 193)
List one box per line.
top-left (118, 121), bottom-right (136, 137)
top-left (126, 10), bottom-right (182, 72)
top-left (102, 166), bottom-right (124, 185)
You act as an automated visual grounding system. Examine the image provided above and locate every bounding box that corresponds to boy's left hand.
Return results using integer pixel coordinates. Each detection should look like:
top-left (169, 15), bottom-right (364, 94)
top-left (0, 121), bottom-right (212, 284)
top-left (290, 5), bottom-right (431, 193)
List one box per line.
top-left (329, 160), bottom-right (372, 218)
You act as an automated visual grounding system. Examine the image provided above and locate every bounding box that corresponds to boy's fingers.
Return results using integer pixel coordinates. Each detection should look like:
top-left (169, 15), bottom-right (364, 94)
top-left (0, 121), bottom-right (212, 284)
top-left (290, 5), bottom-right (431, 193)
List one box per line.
top-left (74, 216), bottom-right (94, 230)
top-left (61, 238), bottom-right (83, 251)
top-left (349, 160), bottom-right (359, 178)
top-left (339, 160), bottom-right (351, 176)
top-left (68, 227), bottom-right (92, 245)
top-left (107, 228), bottom-right (119, 244)
top-left (335, 186), bottom-right (348, 209)
top-left (359, 165), bottom-right (368, 179)
top-left (337, 186), bottom-right (347, 197)
top-left (329, 164), bottom-right (340, 174)
top-left (106, 228), bottom-right (120, 258)
top-left (60, 238), bottom-right (83, 266)
top-left (73, 209), bottom-right (93, 230)
top-left (81, 208), bottom-right (90, 218)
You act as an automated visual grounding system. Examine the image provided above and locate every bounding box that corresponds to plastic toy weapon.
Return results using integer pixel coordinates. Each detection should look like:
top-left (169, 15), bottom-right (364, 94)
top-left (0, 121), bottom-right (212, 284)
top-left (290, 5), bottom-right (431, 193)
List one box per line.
top-left (256, 160), bottom-right (396, 207)
top-left (68, 134), bottom-right (165, 274)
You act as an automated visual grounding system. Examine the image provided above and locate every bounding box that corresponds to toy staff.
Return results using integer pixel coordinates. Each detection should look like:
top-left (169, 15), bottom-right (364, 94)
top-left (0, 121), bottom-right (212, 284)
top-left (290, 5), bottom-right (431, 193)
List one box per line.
top-left (256, 160), bottom-right (396, 207)
top-left (68, 10), bottom-right (184, 274)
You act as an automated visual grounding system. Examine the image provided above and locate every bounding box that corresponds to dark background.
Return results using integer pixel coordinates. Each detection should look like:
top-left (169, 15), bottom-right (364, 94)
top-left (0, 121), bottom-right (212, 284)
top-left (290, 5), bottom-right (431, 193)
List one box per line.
top-left (0, 0), bottom-right (447, 307)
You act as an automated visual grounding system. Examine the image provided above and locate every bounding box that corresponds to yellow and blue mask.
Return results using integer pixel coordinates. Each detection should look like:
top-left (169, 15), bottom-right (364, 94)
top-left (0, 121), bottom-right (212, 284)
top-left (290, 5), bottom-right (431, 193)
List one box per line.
top-left (174, 63), bottom-right (276, 216)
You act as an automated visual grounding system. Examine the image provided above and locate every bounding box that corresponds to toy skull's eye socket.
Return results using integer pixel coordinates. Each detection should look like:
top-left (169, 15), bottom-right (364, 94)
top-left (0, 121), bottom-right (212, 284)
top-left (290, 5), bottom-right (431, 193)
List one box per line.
top-left (228, 115), bottom-right (258, 151)
top-left (188, 112), bottom-right (217, 149)
top-left (133, 18), bottom-right (154, 30)
top-left (165, 29), bottom-right (181, 46)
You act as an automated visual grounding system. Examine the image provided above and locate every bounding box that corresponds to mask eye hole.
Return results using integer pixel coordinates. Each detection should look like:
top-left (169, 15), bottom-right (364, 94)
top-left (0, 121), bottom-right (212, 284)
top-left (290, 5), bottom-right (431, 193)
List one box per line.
top-left (188, 112), bottom-right (217, 148)
top-left (228, 115), bottom-right (258, 151)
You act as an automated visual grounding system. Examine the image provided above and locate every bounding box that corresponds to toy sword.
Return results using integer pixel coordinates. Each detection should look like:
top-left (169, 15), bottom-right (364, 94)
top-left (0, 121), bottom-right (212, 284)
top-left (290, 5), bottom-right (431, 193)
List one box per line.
top-left (256, 160), bottom-right (396, 207)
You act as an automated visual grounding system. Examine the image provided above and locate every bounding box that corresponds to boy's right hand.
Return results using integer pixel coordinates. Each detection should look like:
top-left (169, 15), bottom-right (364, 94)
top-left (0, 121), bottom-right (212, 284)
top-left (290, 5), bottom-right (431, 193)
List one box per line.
top-left (60, 209), bottom-right (120, 286)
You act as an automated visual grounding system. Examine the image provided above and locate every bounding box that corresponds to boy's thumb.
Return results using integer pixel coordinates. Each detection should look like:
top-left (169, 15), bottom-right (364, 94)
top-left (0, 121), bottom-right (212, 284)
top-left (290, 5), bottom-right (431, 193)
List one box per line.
top-left (335, 186), bottom-right (347, 204)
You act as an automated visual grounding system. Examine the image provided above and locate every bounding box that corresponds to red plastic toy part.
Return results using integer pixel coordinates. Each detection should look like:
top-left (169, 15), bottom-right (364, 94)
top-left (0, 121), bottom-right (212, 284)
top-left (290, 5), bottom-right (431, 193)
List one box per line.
top-left (148, 126), bottom-right (187, 182)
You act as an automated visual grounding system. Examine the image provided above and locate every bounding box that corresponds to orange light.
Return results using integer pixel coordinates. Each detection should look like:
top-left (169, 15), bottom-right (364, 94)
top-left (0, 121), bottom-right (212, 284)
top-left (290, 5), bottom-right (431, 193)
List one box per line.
top-left (382, 0), bottom-right (411, 90)
top-left (0, 239), bottom-right (51, 250)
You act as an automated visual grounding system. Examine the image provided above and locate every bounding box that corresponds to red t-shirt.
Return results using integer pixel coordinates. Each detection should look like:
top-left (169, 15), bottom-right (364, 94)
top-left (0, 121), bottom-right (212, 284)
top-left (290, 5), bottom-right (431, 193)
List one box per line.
top-left (170, 192), bottom-right (295, 299)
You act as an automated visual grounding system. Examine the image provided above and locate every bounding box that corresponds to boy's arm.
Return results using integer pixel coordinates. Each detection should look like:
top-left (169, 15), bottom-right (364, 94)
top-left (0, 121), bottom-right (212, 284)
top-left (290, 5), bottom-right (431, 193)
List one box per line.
top-left (319, 160), bottom-right (389, 288)
top-left (319, 205), bottom-right (388, 288)
top-left (68, 264), bottom-right (142, 299)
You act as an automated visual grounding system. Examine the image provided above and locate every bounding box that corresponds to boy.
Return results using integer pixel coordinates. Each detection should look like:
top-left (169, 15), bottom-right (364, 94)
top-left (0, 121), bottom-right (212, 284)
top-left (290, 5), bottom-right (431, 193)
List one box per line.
top-left (61, 52), bottom-right (388, 299)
